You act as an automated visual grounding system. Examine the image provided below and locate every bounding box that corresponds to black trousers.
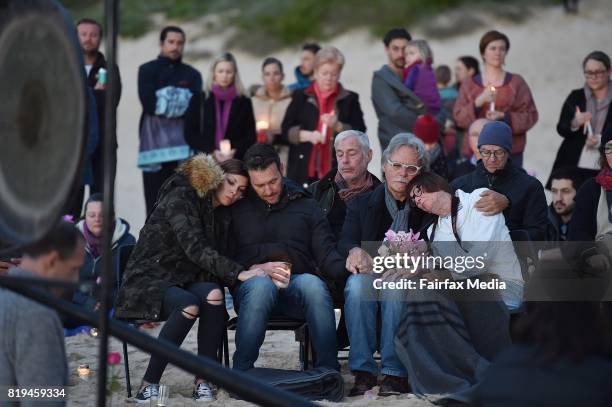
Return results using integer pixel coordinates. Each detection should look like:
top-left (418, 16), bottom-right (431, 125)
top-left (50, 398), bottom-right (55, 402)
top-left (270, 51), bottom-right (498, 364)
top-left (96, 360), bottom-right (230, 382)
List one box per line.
top-left (142, 161), bottom-right (178, 217)
top-left (143, 282), bottom-right (226, 384)
top-left (90, 146), bottom-right (117, 195)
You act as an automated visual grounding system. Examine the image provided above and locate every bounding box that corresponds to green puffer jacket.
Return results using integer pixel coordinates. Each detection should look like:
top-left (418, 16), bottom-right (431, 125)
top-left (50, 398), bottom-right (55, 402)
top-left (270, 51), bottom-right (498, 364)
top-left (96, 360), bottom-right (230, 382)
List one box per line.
top-left (114, 154), bottom-right (243, 320)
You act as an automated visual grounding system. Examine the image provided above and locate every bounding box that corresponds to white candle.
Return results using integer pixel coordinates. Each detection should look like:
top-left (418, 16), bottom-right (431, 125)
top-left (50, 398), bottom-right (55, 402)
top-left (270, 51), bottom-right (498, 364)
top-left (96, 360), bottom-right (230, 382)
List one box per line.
top-left (256, 120), bottom-right (269, 131)
top-left (220, 139), bottom-right (232, 155)
top-left (489, 86), bottom-right (496, 112)
top-left (586, 121), bottom-right (594, 137)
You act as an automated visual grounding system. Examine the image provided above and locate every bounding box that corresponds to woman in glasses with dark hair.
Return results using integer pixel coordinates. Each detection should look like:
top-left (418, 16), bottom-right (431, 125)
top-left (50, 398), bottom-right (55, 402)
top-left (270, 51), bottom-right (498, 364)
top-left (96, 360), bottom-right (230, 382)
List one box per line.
top-left (394, 170), bottom-right (524, 405)
top-left (548, 50), bottom-right (612, 189)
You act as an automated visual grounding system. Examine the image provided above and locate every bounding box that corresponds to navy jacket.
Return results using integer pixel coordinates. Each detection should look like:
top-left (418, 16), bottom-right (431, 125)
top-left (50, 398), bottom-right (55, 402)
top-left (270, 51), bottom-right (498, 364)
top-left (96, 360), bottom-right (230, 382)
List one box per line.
top-left (338, 183), bottom-right (433, 257)
top-left (226, 179), bottom-right (345, 282)
top-left (137, 56), bottom-right (202, 128)
top-left (451, 160), bottom-right (549, 241)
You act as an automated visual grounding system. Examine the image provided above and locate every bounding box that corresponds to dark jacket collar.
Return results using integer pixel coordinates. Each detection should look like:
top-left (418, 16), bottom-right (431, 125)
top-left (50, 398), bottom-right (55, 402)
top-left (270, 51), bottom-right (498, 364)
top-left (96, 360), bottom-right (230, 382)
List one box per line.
top-left (157, 55), bottom-right (183, 65)
top-left (247, 178), bottom-right (308, 211)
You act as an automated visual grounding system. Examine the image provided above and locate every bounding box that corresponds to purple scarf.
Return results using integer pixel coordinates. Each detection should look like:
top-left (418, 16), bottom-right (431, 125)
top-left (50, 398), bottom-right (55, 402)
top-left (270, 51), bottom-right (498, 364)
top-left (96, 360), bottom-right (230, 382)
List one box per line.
top-left (211, 84), bottom-right (238, 149)
top-left (83, 222), bottom-right (101, 259)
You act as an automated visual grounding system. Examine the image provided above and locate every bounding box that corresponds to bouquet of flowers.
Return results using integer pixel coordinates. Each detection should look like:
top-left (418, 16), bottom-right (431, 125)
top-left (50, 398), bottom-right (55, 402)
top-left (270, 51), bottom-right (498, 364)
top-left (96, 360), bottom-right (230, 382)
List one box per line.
top-left (377, 229), bottom-right (428, 278)
top-left (378, 229), bottom-right (425, 257)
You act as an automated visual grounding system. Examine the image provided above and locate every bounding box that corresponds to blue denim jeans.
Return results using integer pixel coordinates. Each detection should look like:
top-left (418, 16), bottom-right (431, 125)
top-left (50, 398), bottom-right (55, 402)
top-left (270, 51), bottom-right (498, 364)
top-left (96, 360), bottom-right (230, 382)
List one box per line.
top-left (344, 273), bottom-right (407, 377)
top-left (232, 274), bottom-right (339, 371)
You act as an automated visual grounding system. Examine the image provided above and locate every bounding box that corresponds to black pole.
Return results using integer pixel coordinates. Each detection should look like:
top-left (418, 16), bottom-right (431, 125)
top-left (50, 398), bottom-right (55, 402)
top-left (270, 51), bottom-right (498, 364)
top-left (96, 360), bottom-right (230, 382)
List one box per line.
top-left (97, 0), bottom-right (119, 405)
top-left (0, 276), bottom-right (318, 407)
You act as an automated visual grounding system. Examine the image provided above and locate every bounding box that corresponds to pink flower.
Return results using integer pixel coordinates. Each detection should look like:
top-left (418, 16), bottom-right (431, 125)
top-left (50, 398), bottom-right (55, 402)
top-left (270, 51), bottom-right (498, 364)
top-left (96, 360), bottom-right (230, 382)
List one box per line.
top-left (107, 352), bottom-right (121, 366)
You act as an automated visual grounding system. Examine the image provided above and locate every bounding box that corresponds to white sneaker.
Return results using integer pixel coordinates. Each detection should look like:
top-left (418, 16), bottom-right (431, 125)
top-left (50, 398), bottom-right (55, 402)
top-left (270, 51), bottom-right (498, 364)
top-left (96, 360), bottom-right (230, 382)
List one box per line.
top-left (193, 382), bottom-right (215, 402)
top-left (135, 384), bottom-right (158, 403)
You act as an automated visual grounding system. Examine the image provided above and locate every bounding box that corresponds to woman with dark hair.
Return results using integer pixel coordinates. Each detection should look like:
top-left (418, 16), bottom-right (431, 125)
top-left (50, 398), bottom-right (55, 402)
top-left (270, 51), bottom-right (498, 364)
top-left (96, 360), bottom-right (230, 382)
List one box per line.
top-left (115, 155), bottom-right (257, 403)
top-left (454, 30), bottom-right (538, 168)
top-left (472, 301), bottom-right (612, 406)
top-left (72, 193), bottom-right (136, 312)
top-left (568, 128), bottom-right (612, 242)
top-left (251, 57), bottom-right (293, 173)
top-left (454, 55), bottom-right (480, 90)
top-left (548, 51), bottom-right (612, 188)
top-left (394, 171), bottom-right (523, 405)
top-left (282, 45), bottom-right (366, 187)
top-left (186, 52), bottom-right (256, 161)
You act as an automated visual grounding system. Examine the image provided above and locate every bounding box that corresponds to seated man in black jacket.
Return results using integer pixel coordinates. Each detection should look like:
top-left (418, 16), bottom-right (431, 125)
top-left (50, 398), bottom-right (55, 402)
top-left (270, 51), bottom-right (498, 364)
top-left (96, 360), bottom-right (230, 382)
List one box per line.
top-left (227, 144), bottom-right (344, 372)
top-left (451, 121), bottom-right (549, 241)
top-left (308, 130), bottom-right (381, 239)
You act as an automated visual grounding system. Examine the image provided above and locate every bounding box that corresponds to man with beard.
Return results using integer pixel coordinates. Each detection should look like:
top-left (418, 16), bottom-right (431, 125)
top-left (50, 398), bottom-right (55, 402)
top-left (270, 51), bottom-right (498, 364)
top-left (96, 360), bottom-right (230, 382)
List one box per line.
top-left (288, 43), bottom-right (321, 91)
top-left (371, 28), bottom-right (426, 150)
top-left (137, 26), bottom-right (202, 216)
top-left (76, 18), bottom-right (122, 194)
top-left (548, 168), bottom-right (580, 241)
top-left (0, 222), bottom-right (85, 394)
top-left (338, 134), bottom-right (432, 397)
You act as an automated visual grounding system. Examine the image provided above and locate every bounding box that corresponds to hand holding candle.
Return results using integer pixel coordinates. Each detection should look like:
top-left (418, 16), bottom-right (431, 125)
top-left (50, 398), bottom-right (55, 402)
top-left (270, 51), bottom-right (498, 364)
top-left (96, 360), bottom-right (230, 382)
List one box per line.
top-left (256, 120), bottom-right (270, 143)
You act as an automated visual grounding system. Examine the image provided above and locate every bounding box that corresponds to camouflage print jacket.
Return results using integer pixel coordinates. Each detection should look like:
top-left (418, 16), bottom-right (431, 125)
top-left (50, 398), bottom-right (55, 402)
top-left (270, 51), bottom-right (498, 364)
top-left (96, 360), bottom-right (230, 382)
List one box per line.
top-left (114, 154), bottom-right (243, 321)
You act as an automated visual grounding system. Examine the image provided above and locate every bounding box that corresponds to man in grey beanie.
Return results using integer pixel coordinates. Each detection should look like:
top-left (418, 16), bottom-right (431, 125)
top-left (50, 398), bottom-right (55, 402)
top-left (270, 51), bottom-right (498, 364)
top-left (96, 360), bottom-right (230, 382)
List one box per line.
top-left (451, 121), bottom-right (549, 241)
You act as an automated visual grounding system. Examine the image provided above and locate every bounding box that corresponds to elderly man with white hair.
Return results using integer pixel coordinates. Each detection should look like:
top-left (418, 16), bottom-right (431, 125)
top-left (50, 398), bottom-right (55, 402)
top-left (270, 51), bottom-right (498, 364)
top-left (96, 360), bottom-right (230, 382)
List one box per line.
top-left (308, 130), bottom-right (381, 238)
top-left (338, 133), bottom-right (434, 397)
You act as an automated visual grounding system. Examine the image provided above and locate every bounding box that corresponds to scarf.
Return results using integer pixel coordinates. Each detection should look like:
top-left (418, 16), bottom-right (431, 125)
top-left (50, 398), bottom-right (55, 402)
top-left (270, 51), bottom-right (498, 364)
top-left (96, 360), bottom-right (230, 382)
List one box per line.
top-left (83, 222), bottom-right (101, 259)
top-left (335, 171), bottom-right (374, 203)
top-left (384, 184), bottom-right (410, 232)
top-left (211, 84), bottom-right (238, 149)
top-left (308, 82), bottom-right (339, 178)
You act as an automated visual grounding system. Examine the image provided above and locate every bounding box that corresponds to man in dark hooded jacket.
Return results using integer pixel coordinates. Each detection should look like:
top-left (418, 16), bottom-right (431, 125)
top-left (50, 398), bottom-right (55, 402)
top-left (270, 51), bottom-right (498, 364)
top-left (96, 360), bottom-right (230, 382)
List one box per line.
top-left (227, 144), bottom-right (344, 372)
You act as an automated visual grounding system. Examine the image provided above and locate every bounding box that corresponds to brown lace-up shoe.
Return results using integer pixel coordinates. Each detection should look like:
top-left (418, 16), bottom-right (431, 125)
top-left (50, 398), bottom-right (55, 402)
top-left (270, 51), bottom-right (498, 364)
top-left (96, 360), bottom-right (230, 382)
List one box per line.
top-left (348, 371), bottom-right (377, 397)
top-left (378, 374), bottom-right (410, 396)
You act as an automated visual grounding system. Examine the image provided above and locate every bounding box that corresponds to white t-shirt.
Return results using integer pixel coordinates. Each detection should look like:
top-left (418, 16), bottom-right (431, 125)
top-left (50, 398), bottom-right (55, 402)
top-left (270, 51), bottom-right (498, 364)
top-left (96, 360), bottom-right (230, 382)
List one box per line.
top-left (428, 188), bottom-right (524, 309)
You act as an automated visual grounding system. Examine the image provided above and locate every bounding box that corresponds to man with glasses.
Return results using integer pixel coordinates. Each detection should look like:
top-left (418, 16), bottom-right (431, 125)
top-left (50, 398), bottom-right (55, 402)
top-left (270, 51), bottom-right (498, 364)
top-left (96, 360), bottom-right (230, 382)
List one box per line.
top-left (338, 133), bottom-right (433, 397)
top-left (451, 121), bottom-right (548, 241)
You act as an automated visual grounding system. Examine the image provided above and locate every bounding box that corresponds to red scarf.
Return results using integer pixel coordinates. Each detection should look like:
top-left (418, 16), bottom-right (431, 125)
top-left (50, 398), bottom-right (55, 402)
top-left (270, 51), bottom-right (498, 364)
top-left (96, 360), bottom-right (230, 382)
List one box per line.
top-left (308, 82), bottom-right (339, 179)
top-left (595, 168), bottom-right (612, 191)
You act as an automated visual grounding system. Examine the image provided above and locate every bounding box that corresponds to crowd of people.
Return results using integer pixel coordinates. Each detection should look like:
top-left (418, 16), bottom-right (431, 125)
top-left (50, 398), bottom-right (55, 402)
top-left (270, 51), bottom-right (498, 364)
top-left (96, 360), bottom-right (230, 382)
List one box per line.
top-left (1, 17), bottom-right (611, 407)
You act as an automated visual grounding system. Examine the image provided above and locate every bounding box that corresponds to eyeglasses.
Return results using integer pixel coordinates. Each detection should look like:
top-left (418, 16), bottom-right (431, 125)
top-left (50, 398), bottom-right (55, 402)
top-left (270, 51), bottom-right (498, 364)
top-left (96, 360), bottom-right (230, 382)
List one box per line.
top-left (584, 70), bottom-right (609, 79)
top-left (605, 144), bottom-right (612, 155)
top-left (479, 149), bottom-right (507, 159)
top-left (386, 159), bottom-right (422, 175)
top-left (409, 185), bottom-right (422, 206)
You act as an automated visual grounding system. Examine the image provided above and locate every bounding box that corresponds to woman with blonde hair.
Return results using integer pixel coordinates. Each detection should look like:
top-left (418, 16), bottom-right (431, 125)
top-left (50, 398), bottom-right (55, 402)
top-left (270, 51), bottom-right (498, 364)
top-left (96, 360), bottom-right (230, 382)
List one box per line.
top-left (282, 45), bottom-right (366, 186)
top-left (186, 52), bottom-right (256, 161)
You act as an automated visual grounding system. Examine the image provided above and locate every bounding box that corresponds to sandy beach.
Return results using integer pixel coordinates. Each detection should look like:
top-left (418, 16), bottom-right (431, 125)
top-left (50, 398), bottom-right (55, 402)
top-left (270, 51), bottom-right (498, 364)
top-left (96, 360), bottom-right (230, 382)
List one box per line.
top-left (65, 1), bottom-right (612, 405)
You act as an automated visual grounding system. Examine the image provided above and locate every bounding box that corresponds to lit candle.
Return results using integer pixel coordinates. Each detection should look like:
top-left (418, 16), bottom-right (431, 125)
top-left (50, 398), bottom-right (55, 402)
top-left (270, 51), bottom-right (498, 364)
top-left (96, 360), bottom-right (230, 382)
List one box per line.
top-left (256, 120), bottom-right (269, 131)
top-left (489, 86), bottom-right (496, 112)
top-left (220, 139), bottom-right (232, 156)
top-left (78, 364), bottom-right (90, 379)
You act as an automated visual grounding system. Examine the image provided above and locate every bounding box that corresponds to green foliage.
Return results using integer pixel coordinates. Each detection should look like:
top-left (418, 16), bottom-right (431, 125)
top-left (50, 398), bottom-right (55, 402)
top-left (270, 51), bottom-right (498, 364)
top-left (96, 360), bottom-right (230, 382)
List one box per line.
top-left (63, 0), bottom-right (559, 49)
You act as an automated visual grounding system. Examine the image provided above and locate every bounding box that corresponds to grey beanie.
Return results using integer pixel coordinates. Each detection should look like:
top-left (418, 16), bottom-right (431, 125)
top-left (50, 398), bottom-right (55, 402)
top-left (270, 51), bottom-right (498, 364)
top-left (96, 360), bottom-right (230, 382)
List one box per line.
top-left (478, 121), bottom-right (513, 152)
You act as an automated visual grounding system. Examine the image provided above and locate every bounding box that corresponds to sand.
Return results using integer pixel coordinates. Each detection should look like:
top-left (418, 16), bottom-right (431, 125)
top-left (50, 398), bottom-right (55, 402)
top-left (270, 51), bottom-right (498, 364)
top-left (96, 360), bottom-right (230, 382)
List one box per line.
top-left (66, 1), bottom-right (612, 405)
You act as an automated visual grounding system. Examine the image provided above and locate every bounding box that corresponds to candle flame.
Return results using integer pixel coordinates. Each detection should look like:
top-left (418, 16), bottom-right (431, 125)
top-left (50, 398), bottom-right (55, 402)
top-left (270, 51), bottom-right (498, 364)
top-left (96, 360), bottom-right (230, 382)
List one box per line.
top-left (256, 120), bottom-right (269, 131)
top-left (490, 86), bottom-right (496, 92)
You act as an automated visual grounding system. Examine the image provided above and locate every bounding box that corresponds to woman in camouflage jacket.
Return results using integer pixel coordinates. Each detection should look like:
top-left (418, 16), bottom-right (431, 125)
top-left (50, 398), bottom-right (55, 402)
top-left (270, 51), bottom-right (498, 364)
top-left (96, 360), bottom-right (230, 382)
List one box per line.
top-left (114, 154), bottom-right (260, 402)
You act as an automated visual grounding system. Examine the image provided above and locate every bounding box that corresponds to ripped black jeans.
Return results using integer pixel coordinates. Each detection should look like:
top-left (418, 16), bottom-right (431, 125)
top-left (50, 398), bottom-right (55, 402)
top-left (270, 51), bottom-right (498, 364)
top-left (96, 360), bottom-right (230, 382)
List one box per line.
top-left (143, 282), bottom-right (226, 384)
